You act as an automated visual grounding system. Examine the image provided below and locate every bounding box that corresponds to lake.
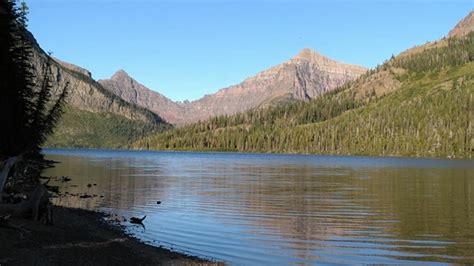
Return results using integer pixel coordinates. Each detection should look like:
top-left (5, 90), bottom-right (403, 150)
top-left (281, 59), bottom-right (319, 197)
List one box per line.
top-left (43, 149), bottom-right (474, 265)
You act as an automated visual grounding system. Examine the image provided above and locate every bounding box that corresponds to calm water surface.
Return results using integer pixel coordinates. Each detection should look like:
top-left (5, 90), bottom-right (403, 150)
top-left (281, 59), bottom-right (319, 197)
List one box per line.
top-left (43, 149), bottom-right (474, 265)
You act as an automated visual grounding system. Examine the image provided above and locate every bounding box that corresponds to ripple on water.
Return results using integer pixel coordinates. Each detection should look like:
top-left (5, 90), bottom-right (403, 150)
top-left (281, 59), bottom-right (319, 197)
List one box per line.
top-left (44, 149), bottom-right (474, 265)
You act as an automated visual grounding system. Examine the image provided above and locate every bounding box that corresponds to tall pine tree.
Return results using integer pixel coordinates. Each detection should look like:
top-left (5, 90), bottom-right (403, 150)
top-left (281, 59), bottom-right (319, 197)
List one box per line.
top-left (0, 0), bottom-right (68, 158)
top-left (0, 0), bottom-right (68, 202)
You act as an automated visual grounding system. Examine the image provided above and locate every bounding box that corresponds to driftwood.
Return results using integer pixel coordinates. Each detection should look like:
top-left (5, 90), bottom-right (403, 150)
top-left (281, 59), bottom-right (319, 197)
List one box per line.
top-left (0, 156), bottom-right (18, 203)
top-left (31, 184), bottom-right (51, 222)
top-left (0, 154), bottom-right (52, 224)
top-left (130, 215), bottom-right (146, 224)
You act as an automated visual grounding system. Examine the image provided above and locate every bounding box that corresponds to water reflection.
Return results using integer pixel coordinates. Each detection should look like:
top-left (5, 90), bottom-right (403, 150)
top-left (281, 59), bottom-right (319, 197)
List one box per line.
top-left (43, 149), bottom-right (474, 265)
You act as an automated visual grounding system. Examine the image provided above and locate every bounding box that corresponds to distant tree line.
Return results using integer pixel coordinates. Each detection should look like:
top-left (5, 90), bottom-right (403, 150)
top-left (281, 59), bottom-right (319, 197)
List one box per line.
top-left (388, 32), bottom-right (474, 74)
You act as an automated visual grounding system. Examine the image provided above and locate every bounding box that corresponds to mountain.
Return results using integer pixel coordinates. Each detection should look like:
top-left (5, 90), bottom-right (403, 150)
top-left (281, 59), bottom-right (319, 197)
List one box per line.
top-left (98, 70), bottom-right (185, 124)
top-left (99, 48), bottom-right (366, 125)
top-left (182, 49), bottom-right (366, 123)
top-left (449, 11), bottom-right (474, 38)
top-left (26, 33), bottom-right (170, 148)
top-left (133, 11), bottom-right (474, 159)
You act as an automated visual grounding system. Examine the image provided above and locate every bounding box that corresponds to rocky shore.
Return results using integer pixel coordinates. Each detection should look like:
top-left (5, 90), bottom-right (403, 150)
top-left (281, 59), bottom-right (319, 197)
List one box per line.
top-left (0, 205), bottom-right (221, 265)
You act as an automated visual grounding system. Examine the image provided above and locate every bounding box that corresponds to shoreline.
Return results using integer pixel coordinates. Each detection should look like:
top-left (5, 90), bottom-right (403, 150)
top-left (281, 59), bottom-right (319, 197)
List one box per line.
top-left (43, 147), bottom-right (473, 161)
top-left (0, 205), bottom-right (222, 265)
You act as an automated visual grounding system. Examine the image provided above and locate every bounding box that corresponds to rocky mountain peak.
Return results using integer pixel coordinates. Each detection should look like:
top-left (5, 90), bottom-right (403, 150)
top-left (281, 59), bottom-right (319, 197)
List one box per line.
top-left (291, 48), bottom-right (366, 74)
top-left (448, 11), bottom-right (474, 38)
top-left (111, 69), bottom-right (132, 81)
top-left (294, 48), bottom-right (328, 61)
top-left (99, 70), bottom-right (184, 124)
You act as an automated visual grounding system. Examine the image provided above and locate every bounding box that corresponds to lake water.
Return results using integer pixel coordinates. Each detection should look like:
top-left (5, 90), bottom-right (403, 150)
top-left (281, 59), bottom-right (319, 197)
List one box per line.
top-left (43, 149), bottom-right (474, 265)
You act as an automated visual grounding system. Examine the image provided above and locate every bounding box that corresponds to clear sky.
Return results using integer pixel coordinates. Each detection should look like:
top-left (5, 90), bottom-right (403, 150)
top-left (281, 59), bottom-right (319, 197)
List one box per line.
top-left (27, 0), bottom-right (472, 101)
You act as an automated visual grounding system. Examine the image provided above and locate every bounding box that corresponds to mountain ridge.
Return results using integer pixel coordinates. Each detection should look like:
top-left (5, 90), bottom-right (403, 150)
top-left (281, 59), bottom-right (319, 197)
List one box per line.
top-left (99, 48), bottom-right (366, 125)
top-left (448, 10), bottom-right (474, 38)
top-left (98, 70), bottom-right (185, 123)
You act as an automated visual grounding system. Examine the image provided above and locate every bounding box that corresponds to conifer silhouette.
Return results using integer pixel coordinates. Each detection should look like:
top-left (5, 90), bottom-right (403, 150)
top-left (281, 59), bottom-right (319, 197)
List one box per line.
top-left (0, 0), bottom-right (68, 158)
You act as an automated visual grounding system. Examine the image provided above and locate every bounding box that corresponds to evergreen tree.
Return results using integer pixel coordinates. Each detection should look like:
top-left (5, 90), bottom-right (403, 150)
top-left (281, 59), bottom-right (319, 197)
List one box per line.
top-left (0, 0), bottom-right (36, 157)
top-left (0, 0), bottom-right (68, 158)
top-left (0, 0), bottom-right (68, 202)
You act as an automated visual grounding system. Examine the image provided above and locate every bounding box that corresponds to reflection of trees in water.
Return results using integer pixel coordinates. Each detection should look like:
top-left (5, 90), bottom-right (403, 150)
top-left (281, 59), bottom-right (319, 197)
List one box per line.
top-left (236, 177), bottom-right (351, 256)
top-left (357, 168), bottom-right (474, 263)
top-left (193, 165), bottom-right (474, 263)
top-left (45, 154), bottom-right (474, 263)
top-left (45, 155), bottom-right (171, 211)
top-left (190, 165), bottom-right (369, 257)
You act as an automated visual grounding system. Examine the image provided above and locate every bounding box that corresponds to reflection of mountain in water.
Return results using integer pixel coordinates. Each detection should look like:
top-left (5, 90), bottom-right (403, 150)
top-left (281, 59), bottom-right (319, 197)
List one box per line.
top-left (44, 151), bottom-right (474, 264)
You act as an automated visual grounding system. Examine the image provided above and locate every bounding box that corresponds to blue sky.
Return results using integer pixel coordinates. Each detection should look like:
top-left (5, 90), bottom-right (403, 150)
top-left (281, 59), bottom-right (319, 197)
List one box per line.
top-left (27, 0), bottom-right (472, 101)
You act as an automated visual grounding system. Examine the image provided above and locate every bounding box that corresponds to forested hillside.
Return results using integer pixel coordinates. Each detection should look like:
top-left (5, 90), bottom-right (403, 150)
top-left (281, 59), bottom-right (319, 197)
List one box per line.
top-left (133, 32), bottom-right (473, 159)
top-left (45, 106), bottom-right (170, 149)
